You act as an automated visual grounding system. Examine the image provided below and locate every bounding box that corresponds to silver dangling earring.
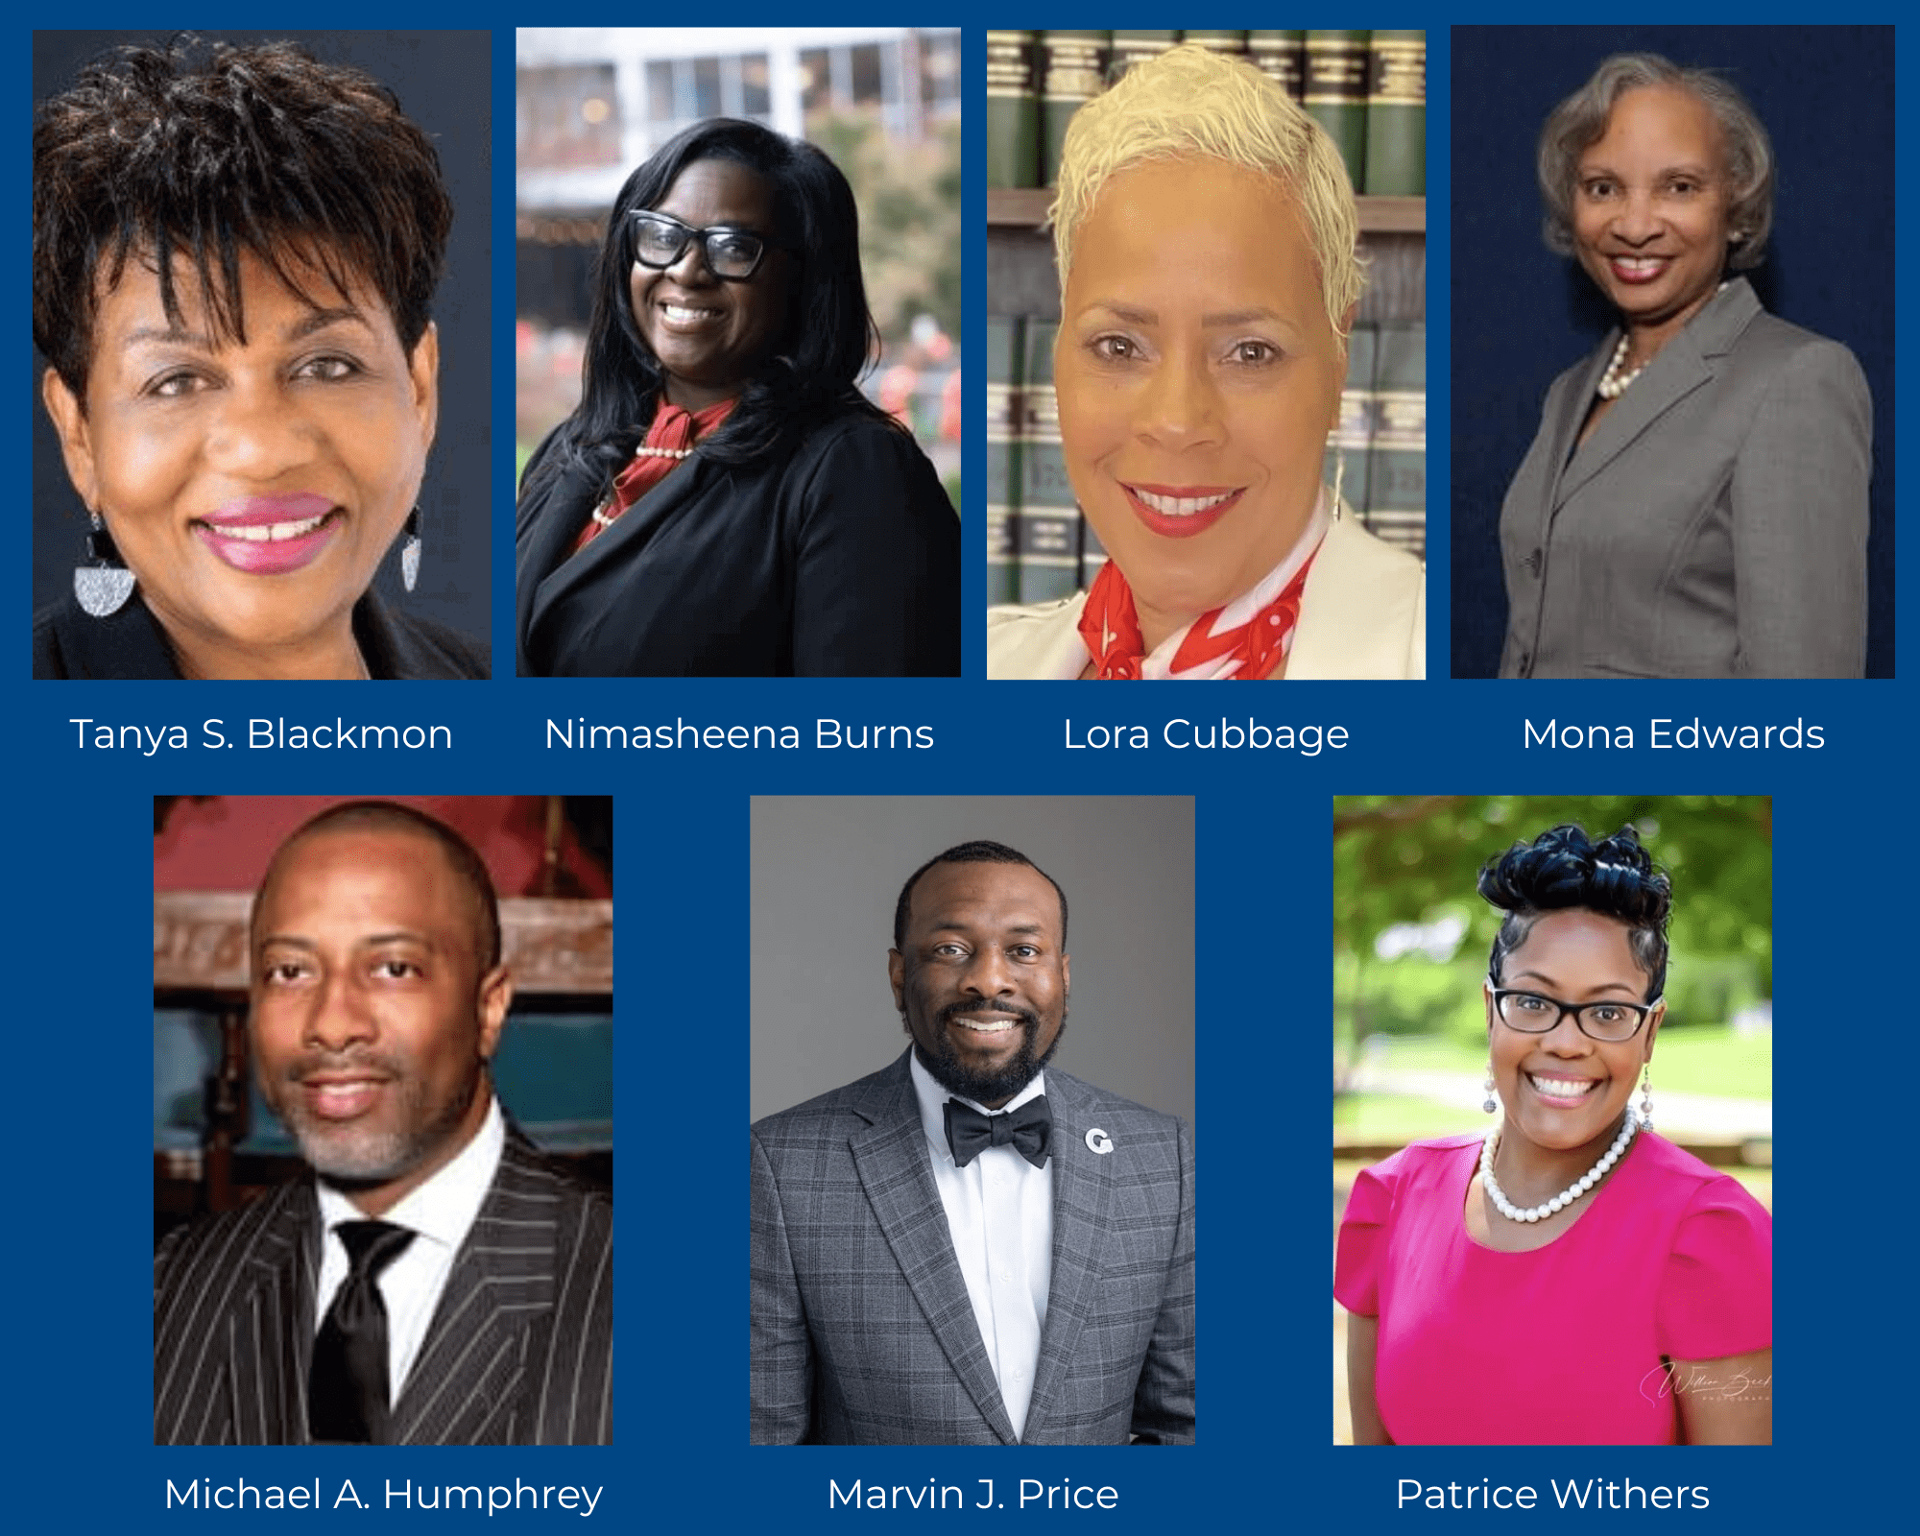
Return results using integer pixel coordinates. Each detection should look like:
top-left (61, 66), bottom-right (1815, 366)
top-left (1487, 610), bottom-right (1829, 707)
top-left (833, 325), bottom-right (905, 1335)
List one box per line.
top-left (1483, 1064), bottom-right (1498, 1115)
top-left (74, 511), bottom-right (136, 618)
top-left (400, 507), bottom-right (422, 594)
top-left (1639, 1066), bottom-right (1654, 1130)
top-left (1331, 448), bottom-right (1346, 520)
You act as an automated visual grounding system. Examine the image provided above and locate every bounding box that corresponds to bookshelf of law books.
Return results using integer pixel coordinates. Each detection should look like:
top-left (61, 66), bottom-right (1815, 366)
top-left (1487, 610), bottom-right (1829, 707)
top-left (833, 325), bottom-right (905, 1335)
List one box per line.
top-left (986, 29), bottom-right (1426, 606)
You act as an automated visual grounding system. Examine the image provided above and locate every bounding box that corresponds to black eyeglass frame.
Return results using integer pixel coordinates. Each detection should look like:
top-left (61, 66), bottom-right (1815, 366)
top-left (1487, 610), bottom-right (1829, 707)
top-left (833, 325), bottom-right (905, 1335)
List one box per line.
top-left (1487, 982), bottom-right (1662, 1042)
top-left (626, 209), bottom-right (781, 281)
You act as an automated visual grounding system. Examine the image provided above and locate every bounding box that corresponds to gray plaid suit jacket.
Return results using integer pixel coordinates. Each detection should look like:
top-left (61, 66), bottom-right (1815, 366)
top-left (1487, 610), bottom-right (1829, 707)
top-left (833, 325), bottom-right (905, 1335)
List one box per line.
top-left (750, 1050), bottom-right (1194, 1445)
top-left (154, 1131), bottom-right (613, 1444)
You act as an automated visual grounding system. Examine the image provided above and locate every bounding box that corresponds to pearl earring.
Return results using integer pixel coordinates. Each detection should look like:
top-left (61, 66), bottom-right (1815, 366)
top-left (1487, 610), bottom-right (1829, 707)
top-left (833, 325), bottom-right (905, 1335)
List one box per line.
top-left (1639, 1066), bottom-right (1654, 1130)
top-left (1483, 1065), bottom-right (1497, 1115)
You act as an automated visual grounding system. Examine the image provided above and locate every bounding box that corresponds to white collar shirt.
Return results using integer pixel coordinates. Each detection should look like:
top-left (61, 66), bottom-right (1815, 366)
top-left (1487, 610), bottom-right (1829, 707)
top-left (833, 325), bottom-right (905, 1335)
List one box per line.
top-left (313, 1095), bottom-right (505, 1405)
top-left (910, 1051), bottom-right (1053, 1440)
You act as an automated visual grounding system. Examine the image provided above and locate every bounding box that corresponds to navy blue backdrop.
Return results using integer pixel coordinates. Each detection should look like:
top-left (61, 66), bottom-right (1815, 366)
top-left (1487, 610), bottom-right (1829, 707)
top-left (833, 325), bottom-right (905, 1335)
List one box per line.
top-left (1449, 25), bottom-right (1896, 678)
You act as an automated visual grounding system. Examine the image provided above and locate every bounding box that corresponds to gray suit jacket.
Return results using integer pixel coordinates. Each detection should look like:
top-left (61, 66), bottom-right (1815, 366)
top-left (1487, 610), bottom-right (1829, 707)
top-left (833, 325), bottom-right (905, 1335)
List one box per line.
top-left (1498, 278), bottom-right (1869, 678)
top-left (154, 1133), bottom-right (612, 1444)
top-left (750, 1050), bottom-right (1194, 1445)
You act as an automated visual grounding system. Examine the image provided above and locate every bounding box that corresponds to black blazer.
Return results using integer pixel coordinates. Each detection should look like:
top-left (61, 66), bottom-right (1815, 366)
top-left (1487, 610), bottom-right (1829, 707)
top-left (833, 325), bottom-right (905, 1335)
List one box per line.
top-left (33, 589), bottom-right (488, 680)
top-left (153, 1133), bottom-right (612, 1445)
top-left (516, 407), bottom-right (960, 676)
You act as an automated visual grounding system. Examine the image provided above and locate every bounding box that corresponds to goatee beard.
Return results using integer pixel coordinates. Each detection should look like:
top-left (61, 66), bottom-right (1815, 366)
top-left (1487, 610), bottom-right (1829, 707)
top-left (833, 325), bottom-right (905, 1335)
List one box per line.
top-left (912, 1000), bottom-right (1065, 1105)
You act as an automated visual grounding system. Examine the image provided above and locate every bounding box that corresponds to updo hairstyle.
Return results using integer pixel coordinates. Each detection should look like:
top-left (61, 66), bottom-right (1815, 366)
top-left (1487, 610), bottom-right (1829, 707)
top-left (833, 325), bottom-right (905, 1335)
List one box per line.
top-left (1477, 824), bottom-right (1672, 1000)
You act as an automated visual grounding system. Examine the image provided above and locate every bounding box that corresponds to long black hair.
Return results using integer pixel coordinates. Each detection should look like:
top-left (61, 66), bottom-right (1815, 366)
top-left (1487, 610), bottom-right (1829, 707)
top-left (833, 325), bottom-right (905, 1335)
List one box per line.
top-left (524, 118), bottom-right (894, 499)
top-left (1478, 824), bottom-right (1672, 1000)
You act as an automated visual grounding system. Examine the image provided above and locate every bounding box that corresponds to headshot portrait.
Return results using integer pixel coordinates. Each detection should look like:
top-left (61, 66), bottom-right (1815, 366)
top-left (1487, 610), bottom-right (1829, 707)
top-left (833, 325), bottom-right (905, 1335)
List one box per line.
top-left (1332, 796), bottom-right (1773, 1444)
top-left (515, 28), bottom-right (962, 677)
top-left (152, 796), bottom-right (613, 1444)
top-left (1452, 26), bottom-right (1893, 679)
top-left (749, 796), bottom-right (1194, 1445)
top-left (985, 41), bottom-right (1425, 680)
top-left (32, 31), bottom-right (491, 681)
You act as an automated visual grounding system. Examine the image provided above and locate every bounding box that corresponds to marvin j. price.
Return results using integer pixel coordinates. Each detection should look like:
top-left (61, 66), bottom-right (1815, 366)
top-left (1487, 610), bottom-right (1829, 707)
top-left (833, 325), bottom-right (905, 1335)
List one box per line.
top-left (829, 1478), bottom-right (1119, 1512)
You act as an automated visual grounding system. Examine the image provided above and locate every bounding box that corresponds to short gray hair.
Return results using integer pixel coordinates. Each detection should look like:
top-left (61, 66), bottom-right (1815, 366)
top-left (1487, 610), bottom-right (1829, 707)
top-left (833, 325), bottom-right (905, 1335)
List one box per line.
top-left (1537, 53), bottom-right (1773, 272)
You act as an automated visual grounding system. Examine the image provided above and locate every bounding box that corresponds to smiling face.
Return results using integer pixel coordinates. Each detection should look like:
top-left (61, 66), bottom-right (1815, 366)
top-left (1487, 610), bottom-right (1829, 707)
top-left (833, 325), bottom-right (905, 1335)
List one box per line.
top-left (1056, 157), bottom-right (1347, 646)
top-left (889, 859), bottom-right (1070, 1109)
top-left (1572, 84), bottom-right (1735, 346)
top-left (250, 827), bottom-right (511, 1215)
top-left (1486, 909), bottom-right (1661, 1156)
top-left (629, 157), bottom-right (792, 410)
top-left (42, 246), bottom-right (437, 677)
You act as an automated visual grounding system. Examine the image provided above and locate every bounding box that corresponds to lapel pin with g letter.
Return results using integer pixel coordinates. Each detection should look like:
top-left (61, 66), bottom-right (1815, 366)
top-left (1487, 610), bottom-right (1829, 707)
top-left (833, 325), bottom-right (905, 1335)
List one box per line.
top-left (1085, 1127), bottom-right (1113, 1154)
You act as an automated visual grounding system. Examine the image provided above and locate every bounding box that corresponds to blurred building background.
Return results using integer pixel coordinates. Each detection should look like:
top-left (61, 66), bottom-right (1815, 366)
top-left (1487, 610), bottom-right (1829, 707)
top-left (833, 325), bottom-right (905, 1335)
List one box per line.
top-left (516, 28), bottom-right (962, 499)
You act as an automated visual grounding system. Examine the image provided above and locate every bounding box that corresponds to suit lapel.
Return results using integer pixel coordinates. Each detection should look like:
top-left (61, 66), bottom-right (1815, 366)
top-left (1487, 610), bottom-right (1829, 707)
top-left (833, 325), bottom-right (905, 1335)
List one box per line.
top-left (1553, 279), bottom-right (1763, 512)
top-left (521, 456), bottom-right (719, 658)
top-left (232, 1181), bottom-right (318, 1446)
top-left (1021, 1075), bottom-right (1114, 1440)
top-left (849, 1054), bottom-right (1019, 1444)
top-left (390, 1135), bottom-right (559, 1445)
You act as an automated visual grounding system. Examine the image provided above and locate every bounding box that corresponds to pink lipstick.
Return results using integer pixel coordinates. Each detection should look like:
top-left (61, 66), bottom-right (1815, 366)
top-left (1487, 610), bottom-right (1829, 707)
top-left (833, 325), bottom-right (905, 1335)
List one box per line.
top-left (1121, 482), bottom-right (1244, 540)
top-left (192, 493), bottom-right (341, 575)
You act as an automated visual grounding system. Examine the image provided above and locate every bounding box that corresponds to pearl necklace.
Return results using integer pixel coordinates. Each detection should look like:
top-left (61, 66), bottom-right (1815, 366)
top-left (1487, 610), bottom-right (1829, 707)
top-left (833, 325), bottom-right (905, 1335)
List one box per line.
top-left (1596, 334), bottom-right (1645, 399)
top-left (632, 444), bottom-right (694, 460)
top-left (1479, 1114), bottom-right (1638, 1224)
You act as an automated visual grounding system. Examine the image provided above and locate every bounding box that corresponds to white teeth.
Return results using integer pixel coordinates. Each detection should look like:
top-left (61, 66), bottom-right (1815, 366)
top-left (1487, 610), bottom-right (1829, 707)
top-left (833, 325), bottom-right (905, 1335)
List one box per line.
top-left (217, 513), bottom-right (330, 543)
top-left (1527, 1073), bottom-right (1600, 1099)
top-left (955, 1018), bottom-right (1016, 1033)
top-left (1133, 488), bottom-right (1234, 517)
top-left (663, 304), bottom-right (720, 321)
top-left (1614, 258), bottom-right (1662, 275)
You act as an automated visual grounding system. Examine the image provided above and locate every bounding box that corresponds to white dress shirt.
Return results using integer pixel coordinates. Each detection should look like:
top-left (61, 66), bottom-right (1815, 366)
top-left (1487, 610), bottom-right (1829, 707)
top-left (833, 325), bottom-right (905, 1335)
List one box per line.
top-left (910, 1052), bottom-right (1053, 1439)
top-left (314, 1095), bottom-right (505, 1405)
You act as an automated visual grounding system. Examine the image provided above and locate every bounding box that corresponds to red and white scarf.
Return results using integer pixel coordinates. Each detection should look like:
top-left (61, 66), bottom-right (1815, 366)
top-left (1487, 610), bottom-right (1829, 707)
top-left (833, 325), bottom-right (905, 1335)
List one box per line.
top-left (1078, 492), bottom-right (1330, 679)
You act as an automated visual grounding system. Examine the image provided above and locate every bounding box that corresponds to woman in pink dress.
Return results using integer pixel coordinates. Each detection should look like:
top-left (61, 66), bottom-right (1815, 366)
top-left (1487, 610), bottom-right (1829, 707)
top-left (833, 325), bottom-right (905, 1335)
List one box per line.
top-left (1336, 824), bottom-right (1771, 1444)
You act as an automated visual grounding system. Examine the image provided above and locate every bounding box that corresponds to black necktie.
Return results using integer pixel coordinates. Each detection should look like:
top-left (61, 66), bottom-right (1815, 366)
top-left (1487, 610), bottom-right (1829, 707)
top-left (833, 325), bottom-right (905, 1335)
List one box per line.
top-left (944, 1095), bottom-right (1052, 1169)
top-left (308, 1219), bottom-right (415, 1443)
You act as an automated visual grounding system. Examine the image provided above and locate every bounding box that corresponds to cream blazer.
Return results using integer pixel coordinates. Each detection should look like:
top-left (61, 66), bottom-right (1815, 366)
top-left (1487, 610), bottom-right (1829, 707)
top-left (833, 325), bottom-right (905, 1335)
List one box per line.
top-left (985, 515), bottom-right (1425, 679)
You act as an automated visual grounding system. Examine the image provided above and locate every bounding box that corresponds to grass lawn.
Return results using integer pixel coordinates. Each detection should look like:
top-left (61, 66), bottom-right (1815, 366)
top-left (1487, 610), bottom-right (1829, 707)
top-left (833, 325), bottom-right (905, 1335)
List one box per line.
top-left (515, 445), bottom-right (532, 485)
top-left (1333, 1092), bottom-right (1485, 1141)
top-left (1361, 1025), bottom-right (1770, 1100)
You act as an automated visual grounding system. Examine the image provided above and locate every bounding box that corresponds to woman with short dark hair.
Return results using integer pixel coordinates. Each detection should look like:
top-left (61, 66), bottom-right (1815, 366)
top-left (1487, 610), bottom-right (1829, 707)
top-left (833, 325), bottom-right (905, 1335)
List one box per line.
top-left (33, 35), bottom-right (484, 680)
top-left (1337, 824), bottom-right (1772, 1444)
top-left (515, 118), bottom-right (960, 677)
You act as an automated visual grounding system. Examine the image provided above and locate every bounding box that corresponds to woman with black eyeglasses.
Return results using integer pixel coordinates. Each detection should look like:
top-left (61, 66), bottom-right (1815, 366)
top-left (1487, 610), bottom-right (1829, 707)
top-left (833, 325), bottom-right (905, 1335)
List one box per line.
top-left (1336, 824), bottom-right (1771, 1445)
top-left (515, 118), bottom-right (959, 676)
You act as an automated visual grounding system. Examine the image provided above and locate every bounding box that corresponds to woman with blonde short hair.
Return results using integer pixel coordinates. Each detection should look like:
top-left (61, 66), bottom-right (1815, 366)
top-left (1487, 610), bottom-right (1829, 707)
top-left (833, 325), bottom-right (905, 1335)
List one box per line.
top-left (987, 43), bottom-right (1423, 680)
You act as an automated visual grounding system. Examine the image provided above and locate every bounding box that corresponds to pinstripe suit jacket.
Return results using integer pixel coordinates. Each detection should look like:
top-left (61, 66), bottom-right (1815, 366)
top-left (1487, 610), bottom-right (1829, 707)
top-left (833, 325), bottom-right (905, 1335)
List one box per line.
top-left (750, 1050), bottom-right (1194, 1445)
top-left (154, 1133), bottom-right (612, 1444)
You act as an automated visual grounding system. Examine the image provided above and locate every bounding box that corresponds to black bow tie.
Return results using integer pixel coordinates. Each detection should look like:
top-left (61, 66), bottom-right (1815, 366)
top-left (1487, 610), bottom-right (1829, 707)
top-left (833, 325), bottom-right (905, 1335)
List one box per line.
top-left (944, 1095), bottom-right (1052, 1169)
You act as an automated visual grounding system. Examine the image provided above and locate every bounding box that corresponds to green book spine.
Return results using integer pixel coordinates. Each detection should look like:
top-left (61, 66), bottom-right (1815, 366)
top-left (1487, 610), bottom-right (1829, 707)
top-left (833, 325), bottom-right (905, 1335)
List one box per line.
top-left (1248, 31), bottom-right (1306, 101)
top-left (1016, 319), bottom-right (1080, 603)
top-left (1304, 30), bottom-right (1370, 190)
top-left (1183, 30), bottom-right (1248, 59)
top-left (1107, 29), bottom-right (1177, 85)
top-left (1330, 321), bottom-right (1378, 518)
top-left (986, 31), bottom-right (1040, 189)
top-left (985, 315), bottom-right (1024, 606)
top-left (1367, 321), bottom-right (1427, 560)
top-left (1040, 31), bottom-right (1108, 188)
top-left (1364, 31), bottom-right (1425, 196)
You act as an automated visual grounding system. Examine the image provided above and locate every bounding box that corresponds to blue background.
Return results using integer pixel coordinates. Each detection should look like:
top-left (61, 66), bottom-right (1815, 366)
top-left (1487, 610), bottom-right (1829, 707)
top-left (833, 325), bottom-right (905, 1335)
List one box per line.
top-left (13, 12), bottom-right (1908, 1535)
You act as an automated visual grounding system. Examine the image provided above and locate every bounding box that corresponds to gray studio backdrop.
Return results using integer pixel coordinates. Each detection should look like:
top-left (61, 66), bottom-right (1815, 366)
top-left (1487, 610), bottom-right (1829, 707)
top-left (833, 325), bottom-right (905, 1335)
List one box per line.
top-left (750, 796), bottom-right (1194, 1126)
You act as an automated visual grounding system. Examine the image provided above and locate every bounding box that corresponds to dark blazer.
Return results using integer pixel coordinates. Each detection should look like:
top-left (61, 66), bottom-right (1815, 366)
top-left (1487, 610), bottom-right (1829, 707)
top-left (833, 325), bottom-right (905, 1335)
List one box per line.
top-left (1498, 279), bottom-right (1870, 679)
top-left (154, 1134), bottom-right (611, 1445)
top-left (34, 589), bottom-right (488, 680)
top-left (516, 408), bottom-right (960, 676)
top-left (750, 1050), bottom-right (1195, 1445)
